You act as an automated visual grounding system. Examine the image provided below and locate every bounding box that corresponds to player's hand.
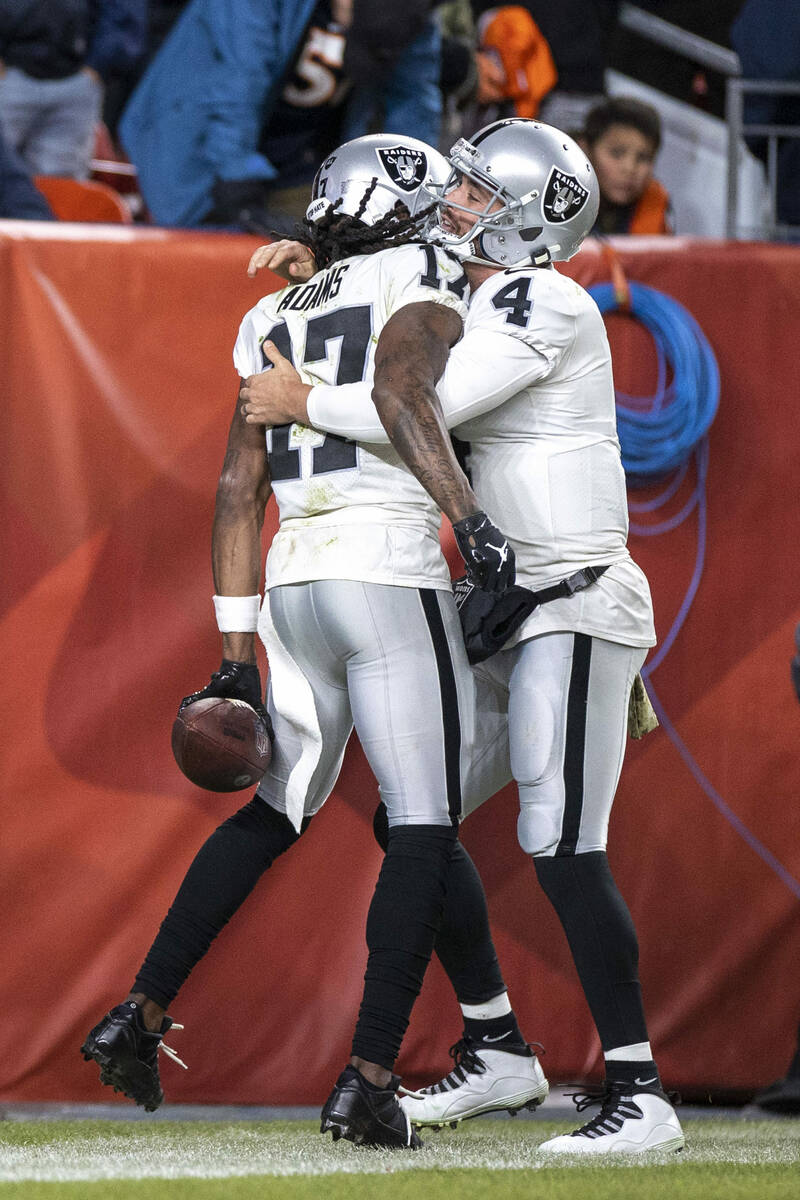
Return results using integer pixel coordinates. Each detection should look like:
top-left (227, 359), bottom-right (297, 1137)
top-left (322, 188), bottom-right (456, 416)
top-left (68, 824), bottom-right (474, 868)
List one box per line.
top-left (452, 511), bottom-right (516, 593)
top-left (792, 622), bottom-right (800, 704)
top-left (246, 240), bottom-right (316, 281)
top-left (180, 659), bottom-right (273, 740)
top-left (240, 342), bottom-right (312, 426)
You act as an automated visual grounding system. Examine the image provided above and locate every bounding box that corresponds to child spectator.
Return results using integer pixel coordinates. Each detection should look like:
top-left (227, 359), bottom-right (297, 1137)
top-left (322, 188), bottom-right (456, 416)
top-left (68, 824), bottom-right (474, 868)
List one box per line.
top-left (582, 96), bottom-right (672, 235)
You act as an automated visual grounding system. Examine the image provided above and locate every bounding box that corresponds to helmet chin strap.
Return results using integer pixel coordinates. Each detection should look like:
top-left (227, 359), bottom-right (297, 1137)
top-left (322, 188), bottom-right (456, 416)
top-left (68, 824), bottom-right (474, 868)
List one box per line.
top-left (466, 235), bottom-right (503, 267)
top-left (464, 234), bottom-right (554, 270)
top-left (430, 224), bottom-right (555, 269)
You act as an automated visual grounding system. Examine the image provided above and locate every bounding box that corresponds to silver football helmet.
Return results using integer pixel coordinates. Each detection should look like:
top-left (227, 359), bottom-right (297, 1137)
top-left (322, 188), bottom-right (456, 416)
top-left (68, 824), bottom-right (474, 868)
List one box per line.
top-left (427, 119), bottom-right (599, 267)
top-left (306, 133), bottom-right (449, 229)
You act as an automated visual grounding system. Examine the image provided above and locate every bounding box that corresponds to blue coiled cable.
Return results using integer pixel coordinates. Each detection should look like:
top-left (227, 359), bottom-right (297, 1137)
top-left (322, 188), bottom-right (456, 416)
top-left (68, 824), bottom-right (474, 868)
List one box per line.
top-left (588, 282), bottom-right (720, 484)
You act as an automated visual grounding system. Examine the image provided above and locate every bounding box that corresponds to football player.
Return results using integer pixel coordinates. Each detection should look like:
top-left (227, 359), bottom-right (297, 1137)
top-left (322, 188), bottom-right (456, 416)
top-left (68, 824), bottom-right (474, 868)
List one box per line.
top-left (80, 132), bottom-right (543, 1150)
top-left (240, 120), bottom-right (685, 1156)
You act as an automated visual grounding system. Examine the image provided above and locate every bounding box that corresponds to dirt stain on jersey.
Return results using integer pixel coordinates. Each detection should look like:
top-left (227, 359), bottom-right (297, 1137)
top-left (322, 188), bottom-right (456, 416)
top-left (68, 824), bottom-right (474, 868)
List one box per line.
top-left (304, 481), bottom-right (338, 515)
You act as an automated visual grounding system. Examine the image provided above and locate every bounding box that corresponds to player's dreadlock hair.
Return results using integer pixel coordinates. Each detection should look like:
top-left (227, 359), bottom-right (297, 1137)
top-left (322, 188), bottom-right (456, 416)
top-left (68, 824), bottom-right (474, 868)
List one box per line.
top-left (291, 178), bottom-right (437, 270)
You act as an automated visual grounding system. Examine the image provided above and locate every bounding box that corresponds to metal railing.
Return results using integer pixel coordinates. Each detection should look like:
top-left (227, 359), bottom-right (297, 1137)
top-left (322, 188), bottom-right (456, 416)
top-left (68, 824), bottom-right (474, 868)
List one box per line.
top-left (618, 4), bottom-right (800, 241)
top-left (726, 79), bottom-right (800, 240)
top-left (618, 3), bottom-right (741, 77)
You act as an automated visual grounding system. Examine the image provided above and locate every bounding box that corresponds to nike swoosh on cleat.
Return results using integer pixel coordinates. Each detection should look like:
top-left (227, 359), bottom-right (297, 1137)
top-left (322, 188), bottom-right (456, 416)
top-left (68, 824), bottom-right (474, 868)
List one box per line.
top-left (482, 1031), bottom-right (513, 1043)
top-left (634, 1075), bottom-right (659, 1086)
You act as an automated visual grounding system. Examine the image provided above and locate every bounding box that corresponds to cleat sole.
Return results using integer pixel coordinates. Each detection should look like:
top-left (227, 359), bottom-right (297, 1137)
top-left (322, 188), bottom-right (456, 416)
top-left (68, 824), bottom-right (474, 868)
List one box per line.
top-left (80, 1036), bottom-right (163, 1111)
top-left (322, 1115), bottom-right (421, 1150)
top-left (409, 1088), bottom-right (549, 1129)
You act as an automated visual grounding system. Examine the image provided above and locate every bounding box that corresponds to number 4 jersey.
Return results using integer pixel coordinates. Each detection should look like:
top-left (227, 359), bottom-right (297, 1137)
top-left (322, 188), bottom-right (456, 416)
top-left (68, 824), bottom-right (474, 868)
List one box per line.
top-left (305, 263), bottom-right (656, 650)
top-left (233, 242), bottom-right (468, 591)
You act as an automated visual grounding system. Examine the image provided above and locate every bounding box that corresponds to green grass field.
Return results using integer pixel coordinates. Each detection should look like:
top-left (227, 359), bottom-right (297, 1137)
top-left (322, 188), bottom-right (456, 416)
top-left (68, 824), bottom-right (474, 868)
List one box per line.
top-left (1, 1118), bottom-right (798, 1199)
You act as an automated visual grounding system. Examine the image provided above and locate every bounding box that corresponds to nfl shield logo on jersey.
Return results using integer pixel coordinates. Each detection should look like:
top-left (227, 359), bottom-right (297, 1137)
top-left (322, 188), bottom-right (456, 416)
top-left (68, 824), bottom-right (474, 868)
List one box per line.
top-left (542, 167), bottom-right (590, 223)
top-left (377, 145), bottom-right (428, 192)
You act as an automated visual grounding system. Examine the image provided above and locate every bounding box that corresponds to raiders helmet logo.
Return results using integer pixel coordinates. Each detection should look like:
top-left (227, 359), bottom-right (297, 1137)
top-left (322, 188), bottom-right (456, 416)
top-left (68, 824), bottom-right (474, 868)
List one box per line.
top-left (542, 167), bottom-right (590, 224)
top-left (377, 145), bottom-right (428, 192)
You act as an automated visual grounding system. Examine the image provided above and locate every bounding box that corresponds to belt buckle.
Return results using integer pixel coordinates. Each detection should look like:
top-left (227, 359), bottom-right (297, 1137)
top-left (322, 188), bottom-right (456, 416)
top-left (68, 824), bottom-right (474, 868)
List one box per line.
top-left (563, 569), bottom-right (587, 596)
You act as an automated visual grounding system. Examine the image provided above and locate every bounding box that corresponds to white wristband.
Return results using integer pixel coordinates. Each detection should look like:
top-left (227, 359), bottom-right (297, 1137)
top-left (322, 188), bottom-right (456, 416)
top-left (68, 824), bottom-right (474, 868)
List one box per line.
top-left (213, 594), bottom-right (261, 632)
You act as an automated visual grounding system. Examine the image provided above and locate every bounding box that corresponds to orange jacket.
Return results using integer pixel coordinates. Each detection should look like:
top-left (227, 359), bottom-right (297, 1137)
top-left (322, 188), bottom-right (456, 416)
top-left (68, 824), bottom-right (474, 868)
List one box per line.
top-left (629, 179), bottom-right (672, 234)
top-left (478, 6), bottom-right (558, 119)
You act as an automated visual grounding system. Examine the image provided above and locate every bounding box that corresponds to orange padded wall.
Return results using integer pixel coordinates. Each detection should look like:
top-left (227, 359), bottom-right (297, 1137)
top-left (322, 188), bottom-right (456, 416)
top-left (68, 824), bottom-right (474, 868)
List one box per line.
top-left (1, 223), bottom-right (799, 1105)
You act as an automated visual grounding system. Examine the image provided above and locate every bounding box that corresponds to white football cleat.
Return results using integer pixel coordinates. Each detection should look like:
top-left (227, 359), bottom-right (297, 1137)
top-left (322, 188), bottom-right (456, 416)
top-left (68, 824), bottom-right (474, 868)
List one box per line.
top-left (538, 1083), bottom-right (685, 1155)
top-left (399, 1037), bottom-right (549, 1128)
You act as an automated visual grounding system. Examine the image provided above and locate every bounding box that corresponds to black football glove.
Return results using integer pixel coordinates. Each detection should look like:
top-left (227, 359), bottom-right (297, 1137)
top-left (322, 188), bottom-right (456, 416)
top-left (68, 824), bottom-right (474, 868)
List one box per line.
top-left (792, 622), bottom-right (800, 704)
top-left (180, 659), bottom-right (273, 743)
top-left (452, 511), bottom-right (516, 593)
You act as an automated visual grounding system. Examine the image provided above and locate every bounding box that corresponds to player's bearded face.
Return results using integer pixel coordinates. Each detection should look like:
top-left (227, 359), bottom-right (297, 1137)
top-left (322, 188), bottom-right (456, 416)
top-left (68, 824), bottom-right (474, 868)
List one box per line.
top-left (440, 174), bottom-right (503, 238)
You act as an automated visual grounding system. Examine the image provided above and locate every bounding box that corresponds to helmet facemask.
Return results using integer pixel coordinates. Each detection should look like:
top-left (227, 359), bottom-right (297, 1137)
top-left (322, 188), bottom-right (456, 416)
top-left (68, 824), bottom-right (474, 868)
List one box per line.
top-left (424, 124), bottom-right (598, 268)
top-left (424, 138), bottom-right (546, 268)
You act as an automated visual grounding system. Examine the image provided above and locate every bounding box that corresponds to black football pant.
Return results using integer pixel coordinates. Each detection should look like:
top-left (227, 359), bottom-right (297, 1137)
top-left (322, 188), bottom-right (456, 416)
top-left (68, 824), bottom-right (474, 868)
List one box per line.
top-left (133, 799), bottom-right (491, 1071)
top-left (133, 798), bottom-right (306, 1008)
top-left (372, 802), bottom-right (507, 1008)
top-left (374, 805), bottom-right (649, 1052)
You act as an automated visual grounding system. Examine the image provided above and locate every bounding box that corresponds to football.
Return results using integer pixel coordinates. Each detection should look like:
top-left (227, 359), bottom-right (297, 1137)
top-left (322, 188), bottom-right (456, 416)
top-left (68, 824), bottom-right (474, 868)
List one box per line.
top-left (171, 697), bottom-right (272, 792)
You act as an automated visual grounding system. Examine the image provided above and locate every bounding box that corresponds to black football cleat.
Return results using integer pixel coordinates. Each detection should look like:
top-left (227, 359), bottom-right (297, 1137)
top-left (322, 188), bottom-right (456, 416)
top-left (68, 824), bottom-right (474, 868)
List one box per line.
top-left (80, 1000), bottom-right (186, 1112)
top-left (321, 1065), bottom-right (422, 1149)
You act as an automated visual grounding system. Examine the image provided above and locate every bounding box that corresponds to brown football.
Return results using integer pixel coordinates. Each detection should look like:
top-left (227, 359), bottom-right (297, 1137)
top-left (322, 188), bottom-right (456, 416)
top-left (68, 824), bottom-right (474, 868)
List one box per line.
top-left (171, 697), bottom-right (272, 792)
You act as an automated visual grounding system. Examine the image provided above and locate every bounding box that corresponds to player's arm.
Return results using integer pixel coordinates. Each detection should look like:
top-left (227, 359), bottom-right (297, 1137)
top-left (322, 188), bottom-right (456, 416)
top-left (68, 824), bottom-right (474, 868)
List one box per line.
top-left (372, 301), bottom-right (515, 592)
top-left (372, 301), bottom-right (472, 520)
top-left (180, 386), bottom-right (273, 726)
top-left (212, 384), bottom-right (273, 664)
top-left (241, 317), bottom-right (553, 437)
top-left (301, 325), bottom-right (552, 442)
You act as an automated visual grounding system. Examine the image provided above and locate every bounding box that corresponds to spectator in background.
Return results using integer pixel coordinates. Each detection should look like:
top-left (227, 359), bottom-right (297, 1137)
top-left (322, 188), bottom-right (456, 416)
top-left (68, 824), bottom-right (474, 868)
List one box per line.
top-left (474, 6), bottom-right (556, 119)
top-left (582, 96), bottom-right (672, 235)
top-left (338, 1), bottom-right (444, 140)
top-left (145, 0), bottom-right (191, 53)
top-left (118, 0), bottom-right (444, 234)
top-left (436, 3), bottom-right (556, 149)
top-left (510, 0), bottom-right (620, 133)
top-left (437, 1), bottom-right (619, 151)
top-left (101, 2), bottom-right (190, 140)
top-left (0, 123), bottom-right (54, 218)
top-left (0, 0), bottom-right (146, 179)
top-left (731, 0), bottom-right (800, 236)
top-left (436, 1), bottom-right (486, 148)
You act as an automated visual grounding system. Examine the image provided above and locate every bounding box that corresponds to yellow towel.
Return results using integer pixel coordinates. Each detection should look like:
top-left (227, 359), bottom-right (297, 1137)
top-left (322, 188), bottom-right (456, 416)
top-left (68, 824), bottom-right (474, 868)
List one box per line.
top-left (628, 673), bottom-right (659, 739)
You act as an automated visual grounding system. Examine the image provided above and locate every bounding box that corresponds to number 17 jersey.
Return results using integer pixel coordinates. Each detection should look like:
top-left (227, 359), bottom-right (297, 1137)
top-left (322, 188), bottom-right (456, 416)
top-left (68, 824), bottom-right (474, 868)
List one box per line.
top-left (233, 243), bottom-right (468, 591)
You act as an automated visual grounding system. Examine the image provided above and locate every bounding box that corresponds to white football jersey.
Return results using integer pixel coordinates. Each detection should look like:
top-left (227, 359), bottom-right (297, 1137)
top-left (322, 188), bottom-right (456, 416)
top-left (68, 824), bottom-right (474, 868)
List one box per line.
top-left (305, 264), bottom-right (655, 648)
top-left (447, 267), bottom-right (655, 648)
top-left (233, 243), bottom-right (468, 590)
